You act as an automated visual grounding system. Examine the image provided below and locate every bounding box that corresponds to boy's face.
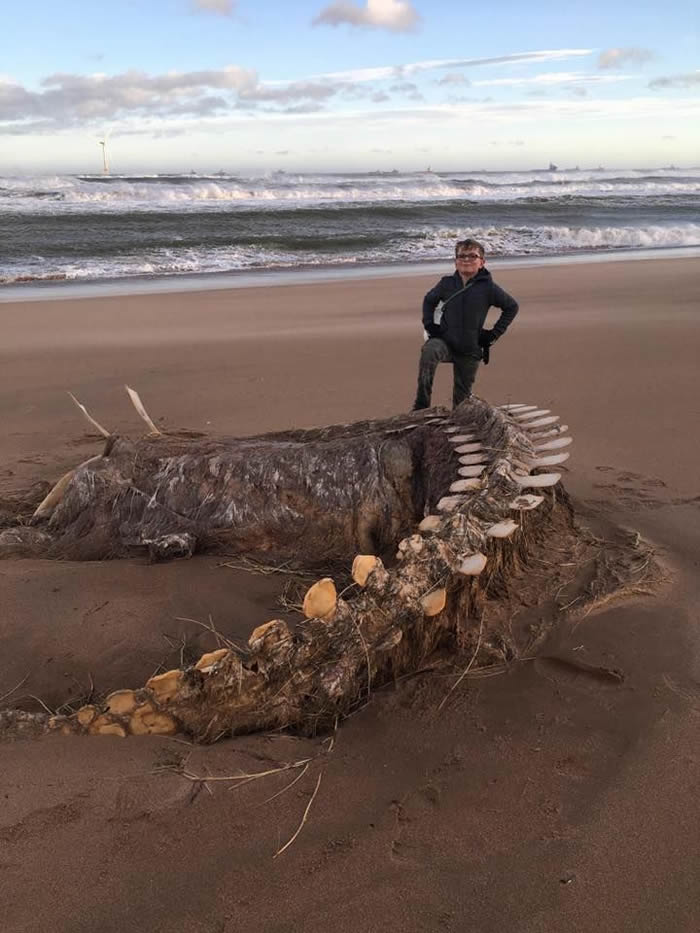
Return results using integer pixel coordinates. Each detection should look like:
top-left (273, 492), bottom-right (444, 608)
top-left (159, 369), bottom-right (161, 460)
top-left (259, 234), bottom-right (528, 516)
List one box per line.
top-left (455, 247), bottom-right (485, 275)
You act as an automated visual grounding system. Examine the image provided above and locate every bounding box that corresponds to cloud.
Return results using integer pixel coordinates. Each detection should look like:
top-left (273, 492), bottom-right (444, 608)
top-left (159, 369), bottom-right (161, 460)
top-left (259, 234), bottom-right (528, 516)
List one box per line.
top-left (312, 0), bottom-right (420, 32)
top-left (191, 0), bottom-right (236, 14)
top-left (598, 47), bottom-right (653, 69)
top-left (291, 49), bottom-right (593, 85)
top-left (436, 73), bottom-right (470, 87)
top-left (474, 72), bottom-right (637, 88)
top-left (649, 70), bottom-right (700, 88)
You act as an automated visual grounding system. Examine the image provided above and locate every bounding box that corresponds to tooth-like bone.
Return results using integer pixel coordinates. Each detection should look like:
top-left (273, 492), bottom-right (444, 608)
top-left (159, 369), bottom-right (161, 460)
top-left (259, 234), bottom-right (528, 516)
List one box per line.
top-left (352, 554), bottom-right (382, 587)
top-left (532, 451), bottom-right (570, 467)
top-left (454, 443), bottom-right (483, 454)
top-left (67, 392), bottom-right (111, 438)
top-left (529, 424), bottom-right (568, 439)
top-left (520, 415), bottom-right (560, 430)
top-left (450, 478), bottom-right (482, 493)
top-left (458, 465), bottom-right (486, 477)
top-left (437, 495), bottom-right (465, 512)
top-left (514, 409), bottom-right (550, 421)
top-left (125, 385), bottom-right (162, 436)
top-left (420, 589), bottom-right (446, 616)
top-left (418, 515), bottom-right (442, 532)
top-left (146, 669), bottom-right (183, 702)
top-left (486, 519), bottom-right (519, 538)
top-left (458, 453), bottom-right (485, 465)
top-left (458, 553), bottom-right (488, 575)
top-left (448, 434), bottom-right (477, 444)
top-left (535, 436), bottom-right (573, 450)
top-left (195, 648), bottom-right (229, 672)
top-left (303, 577), bottom-right (337, 620)
top-left (513, 472), bottom-right (561, 488)
top-left (509, 495), bottom-right (544, 510)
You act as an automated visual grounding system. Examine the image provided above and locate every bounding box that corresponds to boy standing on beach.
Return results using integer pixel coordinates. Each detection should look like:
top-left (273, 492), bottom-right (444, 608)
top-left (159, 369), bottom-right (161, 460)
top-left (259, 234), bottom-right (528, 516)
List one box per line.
top-left (412, 239), bottom-right (519, 409)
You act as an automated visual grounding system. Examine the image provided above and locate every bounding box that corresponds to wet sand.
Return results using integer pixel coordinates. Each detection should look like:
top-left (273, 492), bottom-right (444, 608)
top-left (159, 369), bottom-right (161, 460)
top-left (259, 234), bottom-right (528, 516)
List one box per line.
top-left (1, 257), bottom-right (699, 932)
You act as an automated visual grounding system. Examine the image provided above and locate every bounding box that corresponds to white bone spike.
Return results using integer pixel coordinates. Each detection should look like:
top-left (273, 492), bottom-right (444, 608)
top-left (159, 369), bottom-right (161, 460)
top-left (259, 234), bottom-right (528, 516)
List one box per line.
top-left (125, 385), bottom-right (162, 436)
top-left (529, 424), bottom-right (568, 439)
top-left (458, 453), bottom-right (486, 465)
top-left (509, 494), bottom-right (544, 510)
top-left (486, 519), bottom-right (519, 538)
top-left (33, 455), bottom-right (101, 519)
top-left (418, 515), bottom-right (442, 532)
top-left (449, 478), bottom-right (482, 493)
top-left (535, 436), bottom-right (573, 451)
top-left (67, 392), bottom-right (111, 438)
top-left (424, 417), bottom-right (448, 424)
top-left (458, 553), bottom-right (488, 575)
top-left (513, 472), bottom-right (561, 488)
top-left (454, 443), bottom-right (483, 454)
top-left (501, 404), bottom-right (537, 412)
top-left (444, 426), bottom-right (462, 433)
top-left (437, 495), bottom-right (465, 512)
top-left (520, 415), bottom-right (560, 430)
top-left (448, 434), bottom-right (477, 444)
top-left (458, 464), bottom-right (486, 477)
top-left (514, 409), bottom-right (550, 421)
top-left (532, 451), bottom-right (570, 467)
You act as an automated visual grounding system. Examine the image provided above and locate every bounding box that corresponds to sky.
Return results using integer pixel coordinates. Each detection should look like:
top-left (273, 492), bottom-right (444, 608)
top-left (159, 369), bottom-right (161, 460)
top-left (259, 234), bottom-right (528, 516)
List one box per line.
top-left (1, 0), bottom-right (698, 174)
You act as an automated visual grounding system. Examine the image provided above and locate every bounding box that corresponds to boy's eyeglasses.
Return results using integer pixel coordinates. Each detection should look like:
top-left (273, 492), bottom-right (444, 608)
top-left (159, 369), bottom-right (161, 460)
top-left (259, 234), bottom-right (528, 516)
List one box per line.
top-left (456, 252), bottom-right (482, 260)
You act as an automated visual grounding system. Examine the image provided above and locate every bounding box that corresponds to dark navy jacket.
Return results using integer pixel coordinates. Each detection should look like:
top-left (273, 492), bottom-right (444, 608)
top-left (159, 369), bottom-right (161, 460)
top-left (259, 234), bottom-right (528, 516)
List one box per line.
top-left (422, 268), bottom-right (519, 359)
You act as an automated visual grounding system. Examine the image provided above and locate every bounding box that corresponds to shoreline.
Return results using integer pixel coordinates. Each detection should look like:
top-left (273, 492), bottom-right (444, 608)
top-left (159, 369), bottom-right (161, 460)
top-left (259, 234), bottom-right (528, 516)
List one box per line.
top-left (1, 244), bottom-right (699, 303)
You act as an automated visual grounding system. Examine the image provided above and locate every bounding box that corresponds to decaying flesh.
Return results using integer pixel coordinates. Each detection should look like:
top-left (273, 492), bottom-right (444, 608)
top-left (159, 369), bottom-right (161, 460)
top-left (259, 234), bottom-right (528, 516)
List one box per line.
top-left (0, 394), bottom-right (576, 742)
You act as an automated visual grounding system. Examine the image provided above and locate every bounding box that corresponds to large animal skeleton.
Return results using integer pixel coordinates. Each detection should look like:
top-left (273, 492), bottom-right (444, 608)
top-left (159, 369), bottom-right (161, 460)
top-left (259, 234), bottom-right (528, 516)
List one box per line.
top-left (1, 390), bottom-right (576, 742)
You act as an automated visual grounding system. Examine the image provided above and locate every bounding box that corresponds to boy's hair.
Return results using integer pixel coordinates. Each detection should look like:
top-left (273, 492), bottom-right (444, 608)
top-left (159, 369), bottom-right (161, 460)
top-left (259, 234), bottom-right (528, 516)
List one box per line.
top-left (454, 238), bottom-right (485, 258)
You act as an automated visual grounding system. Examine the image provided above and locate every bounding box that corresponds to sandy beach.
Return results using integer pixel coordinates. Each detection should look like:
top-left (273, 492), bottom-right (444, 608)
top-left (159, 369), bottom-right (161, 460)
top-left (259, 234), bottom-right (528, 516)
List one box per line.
top-left (1, 255), bottom-right (699, 932)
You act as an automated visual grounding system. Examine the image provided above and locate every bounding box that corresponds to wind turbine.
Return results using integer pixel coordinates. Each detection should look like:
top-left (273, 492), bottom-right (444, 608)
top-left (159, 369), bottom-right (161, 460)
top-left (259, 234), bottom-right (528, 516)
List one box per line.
top-left (96, 129), bottom-right (112, 174)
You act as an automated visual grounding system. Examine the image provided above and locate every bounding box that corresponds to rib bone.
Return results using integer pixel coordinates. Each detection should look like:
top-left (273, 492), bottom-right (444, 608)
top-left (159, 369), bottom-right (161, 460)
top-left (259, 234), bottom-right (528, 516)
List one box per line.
top-left (68, 392), bottom-right (111, 438)
top-left (125, 385), bottom-right (162, 436)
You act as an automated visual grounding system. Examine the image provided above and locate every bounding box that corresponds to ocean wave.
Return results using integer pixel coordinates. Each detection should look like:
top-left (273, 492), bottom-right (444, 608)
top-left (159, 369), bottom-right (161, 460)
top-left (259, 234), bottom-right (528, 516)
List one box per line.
top-left (1, 168), bottom-right (699, 215)
top-left (2, 222), bottom-right (697, 284)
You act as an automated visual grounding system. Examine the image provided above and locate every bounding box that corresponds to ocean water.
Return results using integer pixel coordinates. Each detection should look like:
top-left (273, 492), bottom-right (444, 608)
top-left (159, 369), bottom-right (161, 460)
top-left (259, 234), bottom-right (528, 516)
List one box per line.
top-left (1, 167), bottom-right (698, 285)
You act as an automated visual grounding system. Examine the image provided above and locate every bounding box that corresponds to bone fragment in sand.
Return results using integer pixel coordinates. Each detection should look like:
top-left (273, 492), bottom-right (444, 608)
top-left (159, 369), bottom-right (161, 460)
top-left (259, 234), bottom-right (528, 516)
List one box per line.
top-left (458, 553), bottom-right (488, 576)
top-left (418, 515), bottom-right (442, 532)
top-left (33, 455), bottom-right (101, 519)
top-left (421, 588), bottom-right (446, 616)
top-left (67, 392), bottom-right (111, 438)
top-left (486, 519), bottom-right (519, 538)
top-left (450, 478), bottom-right (482, 493)
top-left (514, 409), bottom-right (550, 421)
top-left (513, 472), bottom-right (562, 488)
top-left (303, 577), bottom-right (337, 620)
top-left (535, 436), bottom-right (573, 451)
top-left (532, 451), bottom-right (571, 467)
top-left (458, 464), bottom-right (486, 477)
top-left (509, 494), bottom-right (544, 510)
top-left (125, 385), bottom-right (162, 436)
top-left (146, 669), bottom-right (184, 702)
top-left (195, 648), bottom-right (230, 673)
top-left (352, 554), bottom-right (382, 587)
